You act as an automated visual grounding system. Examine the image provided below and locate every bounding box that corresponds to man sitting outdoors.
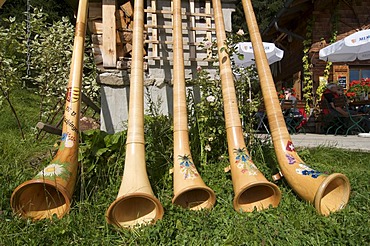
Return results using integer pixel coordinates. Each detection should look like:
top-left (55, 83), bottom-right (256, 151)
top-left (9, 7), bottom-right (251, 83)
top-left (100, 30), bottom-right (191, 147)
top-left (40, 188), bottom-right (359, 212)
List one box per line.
top-left (321, 83), bottom-right (370, 132)
top-left (321, 83), bottom-right (349, 116)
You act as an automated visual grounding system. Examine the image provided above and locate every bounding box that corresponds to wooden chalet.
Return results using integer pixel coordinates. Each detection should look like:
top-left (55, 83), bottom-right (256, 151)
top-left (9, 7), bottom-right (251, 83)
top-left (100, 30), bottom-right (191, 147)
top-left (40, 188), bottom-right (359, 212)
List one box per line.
top-left (262, 0), bottom-right (370, 100)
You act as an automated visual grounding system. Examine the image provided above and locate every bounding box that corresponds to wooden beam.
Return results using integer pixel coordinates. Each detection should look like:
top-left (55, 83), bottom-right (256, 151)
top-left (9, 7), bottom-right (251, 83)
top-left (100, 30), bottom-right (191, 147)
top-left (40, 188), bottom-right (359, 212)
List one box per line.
top-left (189, 0), bottom-right (196, 59)
top-left (36, 122), bottom-right (62, 136)
top-left (144, 9), bottom-right (213, 18)
top-left (81, 93), bottom-right (101, 114)
top-left (145, 24), bottom-right (215, 31)
top-left (102, 0), bottom-right (117, 68)
top-left (205, 0), bottom-right (212, 59)
top-left (150, 0), bottom-right (158, 58)
top-left (88, 2), bottom-right (102, 20)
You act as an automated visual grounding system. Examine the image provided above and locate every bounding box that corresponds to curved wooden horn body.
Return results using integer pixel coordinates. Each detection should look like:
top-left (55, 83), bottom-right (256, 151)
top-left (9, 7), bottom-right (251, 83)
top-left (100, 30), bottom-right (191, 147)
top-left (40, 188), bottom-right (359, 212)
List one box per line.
top-left (106, 0), bottom-right (164, 228)
top-left (10, 0), bottom-right (88, 220)
top-left (242, 0), bottom-right (350, 216)
top-left (212, 0), bottom-right (281, 212)
top-left (171, 0), bottom-right (216, 210)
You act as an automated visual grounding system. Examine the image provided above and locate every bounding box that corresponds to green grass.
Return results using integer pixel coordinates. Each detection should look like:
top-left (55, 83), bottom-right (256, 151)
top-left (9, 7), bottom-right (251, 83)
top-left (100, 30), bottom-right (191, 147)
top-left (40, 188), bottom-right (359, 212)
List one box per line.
top-left (1, 90), bottom-right (370, 245)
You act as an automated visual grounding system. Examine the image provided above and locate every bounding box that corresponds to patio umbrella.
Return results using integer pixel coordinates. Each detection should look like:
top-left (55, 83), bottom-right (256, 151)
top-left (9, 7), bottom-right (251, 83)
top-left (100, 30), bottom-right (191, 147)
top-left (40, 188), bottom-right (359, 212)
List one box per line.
top-left (319, 29), bottom-right (370, 138)
top-left (232, 42), bottom-right (284, 67)
top-left (319, 29), bottom-right (370, 62)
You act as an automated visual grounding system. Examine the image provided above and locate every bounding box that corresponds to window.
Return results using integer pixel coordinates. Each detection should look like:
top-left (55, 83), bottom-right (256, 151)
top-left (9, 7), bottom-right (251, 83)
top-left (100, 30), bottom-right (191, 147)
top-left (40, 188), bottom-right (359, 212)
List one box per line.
top-left (349, 66), bottom-right (370, 82)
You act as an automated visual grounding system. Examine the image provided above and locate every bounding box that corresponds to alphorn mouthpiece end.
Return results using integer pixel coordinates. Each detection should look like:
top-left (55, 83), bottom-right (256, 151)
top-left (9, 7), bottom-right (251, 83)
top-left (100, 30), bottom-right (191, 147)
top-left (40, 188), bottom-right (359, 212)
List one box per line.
top-left (106, 193), bottom-right (164, 228)
top-left (314, 173), bottom-right (351, 216)
top-left (172, 185), bottom-right (216, 210)
top-left (233, 181), bottom-right (281, 212)
top-left (10, 180), bottom-right (71, 220)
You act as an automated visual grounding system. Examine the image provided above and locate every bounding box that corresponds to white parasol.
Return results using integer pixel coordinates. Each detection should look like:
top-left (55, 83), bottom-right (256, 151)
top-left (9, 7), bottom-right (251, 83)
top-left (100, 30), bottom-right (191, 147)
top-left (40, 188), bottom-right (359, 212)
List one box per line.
top-left (319, 29), bottom-right (370, 62)
top-left (232, 42), bottom-right (284, 67)
top-left (319, 29), bottom-right (370, 137)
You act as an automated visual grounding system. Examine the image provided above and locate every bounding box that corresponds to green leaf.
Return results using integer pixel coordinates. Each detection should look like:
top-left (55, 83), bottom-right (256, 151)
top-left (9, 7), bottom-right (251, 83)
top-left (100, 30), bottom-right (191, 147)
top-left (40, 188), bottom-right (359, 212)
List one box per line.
top-left (95, 147), bottom-right (109, 157)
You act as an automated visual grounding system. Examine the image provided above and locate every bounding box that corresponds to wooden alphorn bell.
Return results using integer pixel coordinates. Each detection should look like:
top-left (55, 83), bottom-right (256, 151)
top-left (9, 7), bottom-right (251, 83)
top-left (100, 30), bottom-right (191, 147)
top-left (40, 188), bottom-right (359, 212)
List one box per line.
top-left (11, 0), bottom-right (89, 220)
top-left (106, 0), bottom-right (164, 228)
top-left (241, 0), bottom-right (350, 215)
top-left (212, 0), bottom-right (281, 212)
top-left (171, 0), bottom-right (216, 210)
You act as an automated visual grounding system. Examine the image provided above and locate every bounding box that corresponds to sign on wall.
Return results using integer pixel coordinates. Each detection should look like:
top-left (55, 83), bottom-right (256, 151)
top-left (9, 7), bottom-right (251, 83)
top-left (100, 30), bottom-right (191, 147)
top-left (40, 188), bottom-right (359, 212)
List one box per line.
top-left (333, 65), bottom-right (349, 89)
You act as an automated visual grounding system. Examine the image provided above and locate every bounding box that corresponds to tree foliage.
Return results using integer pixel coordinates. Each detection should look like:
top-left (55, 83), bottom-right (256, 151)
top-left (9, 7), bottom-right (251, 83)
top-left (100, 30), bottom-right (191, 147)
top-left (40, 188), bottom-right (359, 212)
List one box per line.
top-left (0, 17), bottom-right (26, 138)
top-left (232, 0), bottom-right (284, 36)
top-left (0, 17), bottom-right (25, 105)
top-left (0, 0), bottom-right (99, 136)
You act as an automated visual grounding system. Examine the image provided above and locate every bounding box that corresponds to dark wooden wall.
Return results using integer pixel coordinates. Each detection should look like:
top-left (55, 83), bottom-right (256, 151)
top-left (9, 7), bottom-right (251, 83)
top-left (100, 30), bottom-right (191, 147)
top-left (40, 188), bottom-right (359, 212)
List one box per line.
top-left (311, 0), bottom-right (370, 91)
top-left (267, 0), bottom-right (370, 98)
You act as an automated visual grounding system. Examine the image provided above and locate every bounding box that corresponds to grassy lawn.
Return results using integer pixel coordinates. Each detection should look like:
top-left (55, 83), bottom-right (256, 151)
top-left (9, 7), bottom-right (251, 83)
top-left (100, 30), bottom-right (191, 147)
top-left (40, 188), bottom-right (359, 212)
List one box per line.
top-left (1, 90), bottom-right (369, 245)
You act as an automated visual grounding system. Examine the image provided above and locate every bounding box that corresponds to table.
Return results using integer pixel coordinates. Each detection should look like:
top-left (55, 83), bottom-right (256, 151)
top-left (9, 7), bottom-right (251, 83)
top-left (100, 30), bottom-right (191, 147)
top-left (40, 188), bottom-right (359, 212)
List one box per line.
top-left (349, 100), bottom-right (370, 107)
top-left (349, 100), bottom-right (370, 114)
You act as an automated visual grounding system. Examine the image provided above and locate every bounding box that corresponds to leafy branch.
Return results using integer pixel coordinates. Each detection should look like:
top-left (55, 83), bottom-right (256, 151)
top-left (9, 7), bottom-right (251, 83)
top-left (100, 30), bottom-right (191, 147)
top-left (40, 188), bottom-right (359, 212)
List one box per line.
top-left (302, 17), bottom-right (314, 111)
top-left (0, 17), bottom-right (26, 139)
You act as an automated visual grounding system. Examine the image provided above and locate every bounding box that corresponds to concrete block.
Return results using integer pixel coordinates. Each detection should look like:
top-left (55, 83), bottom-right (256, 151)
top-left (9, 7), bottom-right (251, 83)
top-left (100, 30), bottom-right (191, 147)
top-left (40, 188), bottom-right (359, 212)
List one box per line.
top-left (100, 83), bottom-right (201, 133)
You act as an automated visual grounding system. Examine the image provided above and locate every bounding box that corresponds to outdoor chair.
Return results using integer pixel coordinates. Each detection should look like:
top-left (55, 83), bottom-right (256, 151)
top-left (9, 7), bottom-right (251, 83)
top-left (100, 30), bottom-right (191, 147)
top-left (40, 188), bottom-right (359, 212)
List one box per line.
top-left (320, 98), bottom-right (350, 135)
top-left (281, 100), bottom-right (305, 134)
top-left (333, 97), bottom-right (368, 135)
top-left (35, 92), bottom-right (101, 139)
top-left (254, 103), bottom-right (269, 134)
top-left (320, 97), bottom-right (367, 136)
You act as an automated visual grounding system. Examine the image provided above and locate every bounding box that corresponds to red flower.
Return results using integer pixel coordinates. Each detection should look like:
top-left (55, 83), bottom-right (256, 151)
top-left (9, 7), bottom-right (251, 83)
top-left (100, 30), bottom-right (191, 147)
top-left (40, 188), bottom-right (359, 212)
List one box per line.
top-left (346, 78), bottom-right (370, 100)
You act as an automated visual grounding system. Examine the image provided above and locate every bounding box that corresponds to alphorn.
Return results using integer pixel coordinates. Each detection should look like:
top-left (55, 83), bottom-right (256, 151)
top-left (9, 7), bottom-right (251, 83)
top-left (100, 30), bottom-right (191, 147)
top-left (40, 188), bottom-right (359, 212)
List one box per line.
top-left (212, 0), bottom-right (281, 212)
top-left (171, 0), bottom-right (216, 209)
top-left (11, 0), bottom-right (89, 220)
top-left (241, 0), bottom-right (350, 215)
top-left (0, 0), bottom-right (6, 8)
top-left (106, 0), bottom-right (164, 228)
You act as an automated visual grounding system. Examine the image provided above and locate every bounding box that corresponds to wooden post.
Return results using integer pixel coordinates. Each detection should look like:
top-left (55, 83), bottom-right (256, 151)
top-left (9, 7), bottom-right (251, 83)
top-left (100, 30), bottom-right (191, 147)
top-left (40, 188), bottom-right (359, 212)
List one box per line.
top-left (205, 0), bottom-right (212, 59)
top-left (150, 0), bottom-right (158, 58)
top-left (293, 71), bottom-right (301, 100)
top-left (188, 0), bottom-right (196, 59)
top-left (103, 0), bottom-right (117, 68)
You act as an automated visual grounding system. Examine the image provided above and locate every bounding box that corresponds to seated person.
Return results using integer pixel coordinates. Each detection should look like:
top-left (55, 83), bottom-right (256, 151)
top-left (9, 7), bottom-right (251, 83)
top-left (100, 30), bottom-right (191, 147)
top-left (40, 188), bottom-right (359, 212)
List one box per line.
top-left (284, 88), bottom-right (297, 102)
top-left (281, 88), bottom-right (307, 130)
top-left (321, 83), bottom-right (370, 132)
top-left (321, 83), bottom-right (349, 117)
top-left (281, 88), bottom-right (300, 115)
